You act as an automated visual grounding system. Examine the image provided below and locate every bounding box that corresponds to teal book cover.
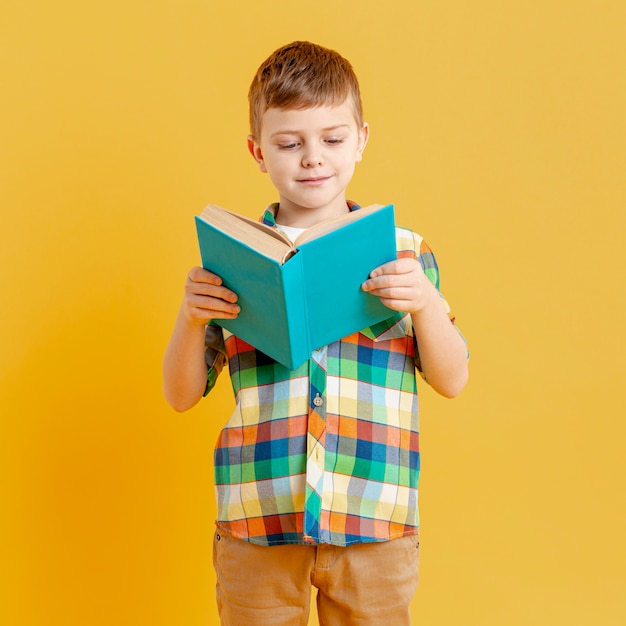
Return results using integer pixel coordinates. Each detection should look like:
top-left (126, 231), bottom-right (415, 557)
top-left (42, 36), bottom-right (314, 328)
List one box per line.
top-left (195, 203), bottom-right (398, 369)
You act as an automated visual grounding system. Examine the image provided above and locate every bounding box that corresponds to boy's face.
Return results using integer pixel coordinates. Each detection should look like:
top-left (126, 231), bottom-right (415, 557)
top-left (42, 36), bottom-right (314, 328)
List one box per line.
top-left (248, 100), bottom-right (369, 227)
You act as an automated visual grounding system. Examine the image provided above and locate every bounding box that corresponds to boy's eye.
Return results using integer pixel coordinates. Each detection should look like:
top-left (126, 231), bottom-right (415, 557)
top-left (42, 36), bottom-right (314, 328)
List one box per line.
top-left (276, 137), bottom-right (344, 149)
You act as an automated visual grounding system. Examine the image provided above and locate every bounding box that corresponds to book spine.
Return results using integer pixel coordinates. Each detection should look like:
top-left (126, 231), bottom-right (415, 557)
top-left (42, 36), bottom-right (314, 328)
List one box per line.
top-left (281, 251), bottom-right (310, 369)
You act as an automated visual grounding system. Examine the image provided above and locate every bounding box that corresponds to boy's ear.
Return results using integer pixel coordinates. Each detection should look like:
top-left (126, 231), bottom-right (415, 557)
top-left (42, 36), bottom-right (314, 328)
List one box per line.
top-left (355, 123), bottom-right (370, 163)
top-left (247, 135), bottom-right (268, 173)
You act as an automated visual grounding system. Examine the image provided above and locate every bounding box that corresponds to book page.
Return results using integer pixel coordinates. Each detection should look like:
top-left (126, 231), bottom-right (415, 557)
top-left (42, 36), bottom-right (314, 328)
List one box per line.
top-left (200, 204), bottom-right (294, 262)
top-left (293, 204), bottom-right (385, 246)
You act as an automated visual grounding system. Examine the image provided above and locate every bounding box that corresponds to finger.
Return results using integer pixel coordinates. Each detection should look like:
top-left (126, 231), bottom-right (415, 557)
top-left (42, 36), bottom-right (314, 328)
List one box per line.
top-left (189, 267), bottom-right (238, 303)
top-left (376, 297), bottom-right (410, 313)
top-left (186, 300), bottom-right (240, 324)
top-left (367, 286), bottom-right (418, 302)
top-left (197, 307), bottom-right (240, 321)
top-left (188, 266), bottom-right (225, 285)
top-left (363, 272), bottom-right (416, 292)
top-left (187, 280), bottom-right (239, 304)
top-left (362, 275), bottom-right (396, 291)
top-left (190, 292), bottom-right (240, 314)
top-left (187, 307), bottom-right (238, 325)
top-left (369, 257), bottom-right (419, 278)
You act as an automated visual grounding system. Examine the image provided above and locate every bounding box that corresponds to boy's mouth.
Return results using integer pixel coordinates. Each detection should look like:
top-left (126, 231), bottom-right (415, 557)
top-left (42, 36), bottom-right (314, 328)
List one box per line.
top-left (297, 176), bottom-right (331, 186)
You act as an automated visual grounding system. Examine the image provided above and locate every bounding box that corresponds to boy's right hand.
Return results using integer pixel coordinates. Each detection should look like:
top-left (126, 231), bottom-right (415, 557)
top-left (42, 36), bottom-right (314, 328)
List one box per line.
top-left (182, 266), bottom-right (240, 325)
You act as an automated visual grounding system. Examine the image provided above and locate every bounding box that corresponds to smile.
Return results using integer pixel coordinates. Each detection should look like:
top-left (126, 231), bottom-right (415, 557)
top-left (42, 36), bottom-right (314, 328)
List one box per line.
top-left (297, 176), bottom-right (331, 186)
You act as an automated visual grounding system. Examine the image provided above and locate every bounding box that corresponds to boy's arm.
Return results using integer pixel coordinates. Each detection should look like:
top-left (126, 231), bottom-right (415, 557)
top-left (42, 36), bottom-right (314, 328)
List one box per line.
top-left (362, 257), bottom-right (468, 398)
top-left (162, 267), bottom-right (239, 412)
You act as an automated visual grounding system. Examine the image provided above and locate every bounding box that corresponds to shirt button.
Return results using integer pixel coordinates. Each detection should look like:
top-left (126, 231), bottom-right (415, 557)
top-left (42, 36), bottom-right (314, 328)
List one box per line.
top-left (313, 393), bottom-right (324, 407)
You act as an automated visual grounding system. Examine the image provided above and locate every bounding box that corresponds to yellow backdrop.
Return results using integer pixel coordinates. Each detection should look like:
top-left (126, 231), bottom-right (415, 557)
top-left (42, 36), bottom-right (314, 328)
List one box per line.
top-left (1, 1), bottom-right (624, 624)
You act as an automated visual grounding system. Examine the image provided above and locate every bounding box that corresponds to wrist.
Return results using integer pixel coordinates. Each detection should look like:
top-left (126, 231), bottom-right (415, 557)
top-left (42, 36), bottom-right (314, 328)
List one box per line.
top-left (410, 281), bottom-right (440, 317)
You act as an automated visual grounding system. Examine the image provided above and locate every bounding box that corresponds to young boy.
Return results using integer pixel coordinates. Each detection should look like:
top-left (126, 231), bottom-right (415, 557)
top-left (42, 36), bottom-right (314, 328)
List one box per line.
top-left (163, 41), bottom-right (468, 626)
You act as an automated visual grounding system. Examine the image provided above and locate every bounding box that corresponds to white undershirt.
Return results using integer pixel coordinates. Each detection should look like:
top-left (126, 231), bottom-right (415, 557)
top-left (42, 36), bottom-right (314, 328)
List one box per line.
top-left (276, 223), bottom-right (307, 243)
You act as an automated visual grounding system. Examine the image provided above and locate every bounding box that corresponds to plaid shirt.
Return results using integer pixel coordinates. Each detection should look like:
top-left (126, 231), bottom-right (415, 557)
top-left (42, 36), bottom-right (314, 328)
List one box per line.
top-left (203, 202), bottom-right (460, 546)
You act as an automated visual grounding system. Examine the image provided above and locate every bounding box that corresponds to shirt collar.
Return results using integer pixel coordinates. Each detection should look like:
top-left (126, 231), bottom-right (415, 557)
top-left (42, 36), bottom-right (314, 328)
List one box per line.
top-left (261, 200), bottom-right (362, 227)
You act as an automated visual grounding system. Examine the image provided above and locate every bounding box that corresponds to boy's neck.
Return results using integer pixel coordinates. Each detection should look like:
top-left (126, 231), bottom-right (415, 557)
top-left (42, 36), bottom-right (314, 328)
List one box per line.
top-left (274, 197), bottom-right (350, 228)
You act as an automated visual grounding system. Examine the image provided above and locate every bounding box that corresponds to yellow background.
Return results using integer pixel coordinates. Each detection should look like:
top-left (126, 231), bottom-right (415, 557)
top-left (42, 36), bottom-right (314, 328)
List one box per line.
top-left (1, 1), bottom-right (625, 624)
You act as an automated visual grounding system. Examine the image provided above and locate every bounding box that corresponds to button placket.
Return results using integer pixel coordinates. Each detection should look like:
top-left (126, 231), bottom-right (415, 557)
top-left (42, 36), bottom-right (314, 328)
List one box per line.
top-left (304, 348), bottom-right (328, 542)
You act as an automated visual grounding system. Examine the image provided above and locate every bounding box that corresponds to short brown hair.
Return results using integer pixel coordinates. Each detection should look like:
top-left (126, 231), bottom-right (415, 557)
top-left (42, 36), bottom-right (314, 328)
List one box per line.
top-left (248, 41), bottom-right (363, 139)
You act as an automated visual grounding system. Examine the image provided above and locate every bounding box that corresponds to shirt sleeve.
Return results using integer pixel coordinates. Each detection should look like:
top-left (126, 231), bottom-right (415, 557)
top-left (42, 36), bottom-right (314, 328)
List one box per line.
top-left (203, 323), bottom-right (227, 396)
top-left (400, 229), bottom-right (469, 377)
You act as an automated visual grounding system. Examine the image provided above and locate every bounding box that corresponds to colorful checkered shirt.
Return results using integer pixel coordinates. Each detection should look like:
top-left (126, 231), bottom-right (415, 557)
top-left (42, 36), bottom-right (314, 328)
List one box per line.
top-left (203, 202), bottom-right (460, 546)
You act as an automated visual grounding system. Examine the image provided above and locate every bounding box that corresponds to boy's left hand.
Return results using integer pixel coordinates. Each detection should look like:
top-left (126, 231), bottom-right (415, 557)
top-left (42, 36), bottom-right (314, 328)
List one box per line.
top-left (362, 257), bottom-right (437, 315)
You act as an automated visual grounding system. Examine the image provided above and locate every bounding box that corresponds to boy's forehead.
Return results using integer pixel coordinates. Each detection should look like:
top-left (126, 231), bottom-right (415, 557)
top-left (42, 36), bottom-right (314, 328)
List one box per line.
top-left (260, 101), bottom-right (360, 135)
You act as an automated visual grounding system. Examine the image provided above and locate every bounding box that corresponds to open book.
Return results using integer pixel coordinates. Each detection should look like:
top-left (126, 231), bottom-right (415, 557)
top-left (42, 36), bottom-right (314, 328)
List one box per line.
top-left (195, 203), bottom-right (398, 369)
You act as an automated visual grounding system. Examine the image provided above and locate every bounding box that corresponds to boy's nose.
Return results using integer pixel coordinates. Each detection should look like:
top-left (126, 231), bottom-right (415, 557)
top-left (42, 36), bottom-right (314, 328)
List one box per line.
top-left (301, 150), bottom-right (324, 167)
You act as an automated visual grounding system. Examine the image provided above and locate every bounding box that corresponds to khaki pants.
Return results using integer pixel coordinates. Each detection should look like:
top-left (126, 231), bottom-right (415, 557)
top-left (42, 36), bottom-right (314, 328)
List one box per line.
top-left (213, 530), bottom-right (420, 626)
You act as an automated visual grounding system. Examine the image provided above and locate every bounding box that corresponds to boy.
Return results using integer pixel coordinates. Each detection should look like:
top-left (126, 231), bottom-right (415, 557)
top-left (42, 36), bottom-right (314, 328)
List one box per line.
top-left (163, 41), bottom-right (468, 626)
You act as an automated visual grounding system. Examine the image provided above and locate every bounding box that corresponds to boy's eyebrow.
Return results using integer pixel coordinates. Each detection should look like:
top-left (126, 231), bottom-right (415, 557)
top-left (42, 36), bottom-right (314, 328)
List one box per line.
top-left (270, 124), bottom-right (351, 138)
